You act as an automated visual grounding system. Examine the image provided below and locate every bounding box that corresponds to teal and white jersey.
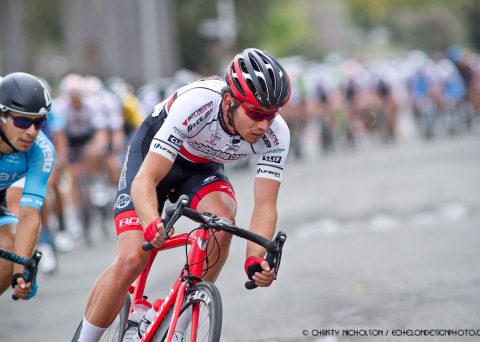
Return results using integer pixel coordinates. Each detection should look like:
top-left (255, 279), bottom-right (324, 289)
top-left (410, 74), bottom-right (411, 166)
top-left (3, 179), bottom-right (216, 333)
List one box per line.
top-left (0, 131), bottom-right (55, 209)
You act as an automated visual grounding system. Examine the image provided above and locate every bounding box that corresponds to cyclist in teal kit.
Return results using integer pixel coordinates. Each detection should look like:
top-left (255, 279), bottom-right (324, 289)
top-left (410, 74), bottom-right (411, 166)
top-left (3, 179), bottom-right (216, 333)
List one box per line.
top-left (0, 72), bottom-right (55, 300)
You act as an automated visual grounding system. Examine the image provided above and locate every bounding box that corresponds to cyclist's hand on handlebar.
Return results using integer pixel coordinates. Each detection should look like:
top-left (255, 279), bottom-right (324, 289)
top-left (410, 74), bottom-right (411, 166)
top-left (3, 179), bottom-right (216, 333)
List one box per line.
top-left (244, 256), bottom-right (275, 288)
top-left (144, 218), bottom-right (174, 248)
top-left (11, 274), bottom-right (36, 300)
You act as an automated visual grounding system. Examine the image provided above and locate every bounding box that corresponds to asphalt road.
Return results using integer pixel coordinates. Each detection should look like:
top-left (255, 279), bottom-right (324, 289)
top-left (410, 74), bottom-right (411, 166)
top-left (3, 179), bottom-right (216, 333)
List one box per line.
top-left (1, 130), bottom-right (479, 342)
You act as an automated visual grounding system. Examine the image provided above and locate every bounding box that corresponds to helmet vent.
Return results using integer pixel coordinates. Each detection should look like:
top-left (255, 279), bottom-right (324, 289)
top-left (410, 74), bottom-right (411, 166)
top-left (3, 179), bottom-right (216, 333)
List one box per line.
top-left (11, 101), bottom-right (25, 110)
top-left (246, 79), bottom-right (259, 98)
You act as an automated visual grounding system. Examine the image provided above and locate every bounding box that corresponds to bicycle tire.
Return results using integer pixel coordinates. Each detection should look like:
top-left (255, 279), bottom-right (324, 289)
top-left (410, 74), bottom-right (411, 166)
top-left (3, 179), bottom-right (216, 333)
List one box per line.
top-left (152, 281), bottom-right (222, 342)
top-left (71, 293), bottom-right (131, 342)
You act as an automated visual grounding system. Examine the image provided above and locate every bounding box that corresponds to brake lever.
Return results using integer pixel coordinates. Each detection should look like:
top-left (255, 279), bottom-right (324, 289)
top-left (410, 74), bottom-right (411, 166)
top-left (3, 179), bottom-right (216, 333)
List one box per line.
top-left (271, 231), bottom-right (287, 279)
top-left (12, 249), bottom-right (42, 300)
top-left (163, 196), bottom-right (188, 240)
top-left (245, 231), bottom-right (287, 290)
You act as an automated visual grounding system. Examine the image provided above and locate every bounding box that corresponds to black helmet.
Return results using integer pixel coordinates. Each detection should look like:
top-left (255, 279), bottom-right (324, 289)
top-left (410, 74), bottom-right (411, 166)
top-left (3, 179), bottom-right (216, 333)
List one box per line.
top-left (225, 48), bottom-right (291, 112)
top-left (0, 72), bottom-right (51, 115)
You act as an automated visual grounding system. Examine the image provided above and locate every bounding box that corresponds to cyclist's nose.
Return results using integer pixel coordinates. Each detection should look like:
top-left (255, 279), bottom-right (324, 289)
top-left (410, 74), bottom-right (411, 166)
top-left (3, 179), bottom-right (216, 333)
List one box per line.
top-left (24, 123), bottom-right (38, 135)
top-left (257, 119), bottom-right (269, 131)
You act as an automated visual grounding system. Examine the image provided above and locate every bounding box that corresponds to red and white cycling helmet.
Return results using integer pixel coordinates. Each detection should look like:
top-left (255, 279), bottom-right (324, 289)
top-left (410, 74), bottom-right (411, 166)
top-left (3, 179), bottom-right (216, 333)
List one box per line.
top-left (225, 48), bottom-right (291, 112)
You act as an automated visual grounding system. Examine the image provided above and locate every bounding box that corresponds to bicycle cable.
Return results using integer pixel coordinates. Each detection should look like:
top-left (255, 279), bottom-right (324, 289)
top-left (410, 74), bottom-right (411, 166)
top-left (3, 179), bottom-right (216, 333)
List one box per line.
top-left (182, 227), bottom-right (221, 279)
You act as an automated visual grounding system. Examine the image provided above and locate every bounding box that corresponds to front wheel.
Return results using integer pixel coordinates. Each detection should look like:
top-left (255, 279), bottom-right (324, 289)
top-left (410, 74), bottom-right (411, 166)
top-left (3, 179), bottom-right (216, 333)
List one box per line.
top-left (153, 281), bottom-right (222, 342)
top-left (71, 293), bottom-right (131, 342)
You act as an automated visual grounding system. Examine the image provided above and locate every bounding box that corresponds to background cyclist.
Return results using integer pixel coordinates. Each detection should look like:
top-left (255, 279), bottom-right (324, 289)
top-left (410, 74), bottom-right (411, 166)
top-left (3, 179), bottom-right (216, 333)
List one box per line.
top-left (75, 48), bottom-right (291, 341)
top-left (55, 73), bottom-right (109, 240)
top-left (0, 72), bottom-right (55, 299)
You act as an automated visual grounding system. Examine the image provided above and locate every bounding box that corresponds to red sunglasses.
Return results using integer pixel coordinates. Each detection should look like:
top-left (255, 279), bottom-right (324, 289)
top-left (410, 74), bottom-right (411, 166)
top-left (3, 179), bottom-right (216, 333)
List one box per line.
top-left (236, 101), bottom-right (278, 122)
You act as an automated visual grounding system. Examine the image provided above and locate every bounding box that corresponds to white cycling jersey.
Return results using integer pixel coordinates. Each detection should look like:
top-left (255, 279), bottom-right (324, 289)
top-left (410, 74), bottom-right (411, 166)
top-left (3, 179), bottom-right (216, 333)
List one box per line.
top-left (87, 90), bottom-right (124, 131)
top-left (149, 79), bottom-right (290, 181)
top-left (55, 94), bottom-right (108, 138)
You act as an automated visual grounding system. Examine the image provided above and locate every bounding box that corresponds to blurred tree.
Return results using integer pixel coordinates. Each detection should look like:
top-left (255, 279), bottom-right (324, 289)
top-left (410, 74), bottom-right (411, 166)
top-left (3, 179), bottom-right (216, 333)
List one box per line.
top-left (461, 0), bottom-right (480, 51)
top-left (344, 0), bottom-right (474, 53)
top-left (175, 0), bottom-right (313, 74)
top-left (175, 0), bottom-right (217, 74)
top-left (236, 0), bottom-right (311, 57)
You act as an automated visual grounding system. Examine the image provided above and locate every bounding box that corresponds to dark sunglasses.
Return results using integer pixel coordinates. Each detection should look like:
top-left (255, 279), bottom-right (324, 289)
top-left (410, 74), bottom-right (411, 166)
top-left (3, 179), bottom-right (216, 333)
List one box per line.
top-left (236, 100), bottom-right (278, 122)
top-left (7, 113), bottom-right (47, 130)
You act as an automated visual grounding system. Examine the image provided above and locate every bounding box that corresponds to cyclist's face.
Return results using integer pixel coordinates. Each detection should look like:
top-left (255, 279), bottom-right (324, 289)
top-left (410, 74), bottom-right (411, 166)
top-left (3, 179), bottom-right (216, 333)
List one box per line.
top-left (226, 94), bottom-right (275, 144)
top-left (2, 111), bottom-right (43, 152)
top-left (70, 93), bottom-right (83, 109)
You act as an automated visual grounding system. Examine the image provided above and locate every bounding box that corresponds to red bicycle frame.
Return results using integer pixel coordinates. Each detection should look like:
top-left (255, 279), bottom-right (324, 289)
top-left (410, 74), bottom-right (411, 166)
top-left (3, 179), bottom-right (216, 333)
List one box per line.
top-left (129, 227), bottom-right (212, 342)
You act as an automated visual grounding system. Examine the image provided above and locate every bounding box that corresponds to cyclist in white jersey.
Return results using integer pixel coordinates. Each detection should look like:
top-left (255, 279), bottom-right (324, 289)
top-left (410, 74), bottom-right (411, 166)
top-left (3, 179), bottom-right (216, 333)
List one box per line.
top-left (76, 48), bottom-right (291, 341)
top-left (55, 74), bottom-right (109, 225)
top-left (83, 75), bottom-right (125, 185)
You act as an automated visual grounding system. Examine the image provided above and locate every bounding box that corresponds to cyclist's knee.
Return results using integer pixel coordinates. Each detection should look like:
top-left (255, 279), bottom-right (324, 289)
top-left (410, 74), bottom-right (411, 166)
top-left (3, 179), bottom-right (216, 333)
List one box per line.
top-left (0, 267), bottom-right (13, 294)
top-left (195, 191), bottom-right (236, 222)
top-left (207, 231), bottom-right (232, 260)
top-left (112, 250), bottom-right (147, 282)
top-left (216, 231), bottom-right (233, 248)
top-left (0, 226), bottom-right (15, 250)
top-left (113, 233), bottom-right (149, 278)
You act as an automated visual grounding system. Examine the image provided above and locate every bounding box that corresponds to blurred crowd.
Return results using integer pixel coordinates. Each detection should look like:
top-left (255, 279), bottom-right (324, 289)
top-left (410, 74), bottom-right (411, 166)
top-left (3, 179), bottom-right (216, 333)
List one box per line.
top-left (279, 46), bottom-right (480, 159)
top-left (21, 46), bottom-right (480, 274)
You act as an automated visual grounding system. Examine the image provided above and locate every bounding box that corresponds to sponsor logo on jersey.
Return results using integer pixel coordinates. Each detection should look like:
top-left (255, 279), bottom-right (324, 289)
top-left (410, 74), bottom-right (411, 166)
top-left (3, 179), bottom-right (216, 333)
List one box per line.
top-left (261, 155), bottom-right (282, 163)
top-left (262, 135), bottom-right (271, 148)
top-left (36, 135), bottom-right (54, 172)
top-left (266, 129), bottom-right (280, 146)
top-left (218, 184), bottom-right (234, 195)
top-left (118, 146), bottom-right (130, 191)
top-left (256, 168), bottom-right (281, 178)
top-left (3, 154), bottom-right (20, 164)
top-left (264, 148), bottom-right (286, 155)
top-left (173, 126), bottom-right (186, 138)
top-left (187, 109), bottom-right (212, 132)
top-left (202, 175), bottom-right (218, 185)
top-left (208, 133), bottom-right (222, 145)
top-left (187, 101), bottom-right (213, 122)
top-left (115, 194), bottom-right (131, 209)
top-left (225, 137), bottom-right (241, 152)
top-left (0, 172), bottom-right (22, 182)
top-left (189, 141), bottom-right (247, 161)
top-left (167, 135), bottom-right (183, 148)
top-left (152, 143), bottom-right (177, 160)
top-left (118, 216), bottom-right (141, 227)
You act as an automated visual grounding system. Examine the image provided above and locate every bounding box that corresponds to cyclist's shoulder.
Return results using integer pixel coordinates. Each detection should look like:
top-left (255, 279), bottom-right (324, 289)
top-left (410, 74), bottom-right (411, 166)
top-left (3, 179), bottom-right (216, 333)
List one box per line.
top-left (253, 116), bottom-right (290, 156)
top-left (174, 79), bottom-right (225, 102)
top-left (268, 115), bottom-right (290, 139)
top-left (164, 79), bottom-right (224, 121)
top-left (179, 78), bottom-right (225, 93)
top-left (28, 131), bottom-right (55, 159)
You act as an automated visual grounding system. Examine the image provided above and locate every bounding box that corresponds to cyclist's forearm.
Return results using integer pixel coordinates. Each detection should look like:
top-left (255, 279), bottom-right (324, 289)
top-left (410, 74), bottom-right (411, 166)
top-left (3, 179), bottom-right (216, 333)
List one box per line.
top-left (247, 206), bottom-right (277, 258)
top-left (13, 207), bottom-right (41, 274)
top-left (131, 175), bottom-right (161, 227)
top-left (132, 152), bottom-right (173, 227)
top-left (248, 178), bottom-right (280, 257)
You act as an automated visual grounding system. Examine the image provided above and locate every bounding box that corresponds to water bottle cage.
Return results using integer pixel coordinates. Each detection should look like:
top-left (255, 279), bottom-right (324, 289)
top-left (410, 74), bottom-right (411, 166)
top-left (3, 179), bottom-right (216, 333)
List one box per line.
top-left (126, 320), bottom-right (140, 329)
